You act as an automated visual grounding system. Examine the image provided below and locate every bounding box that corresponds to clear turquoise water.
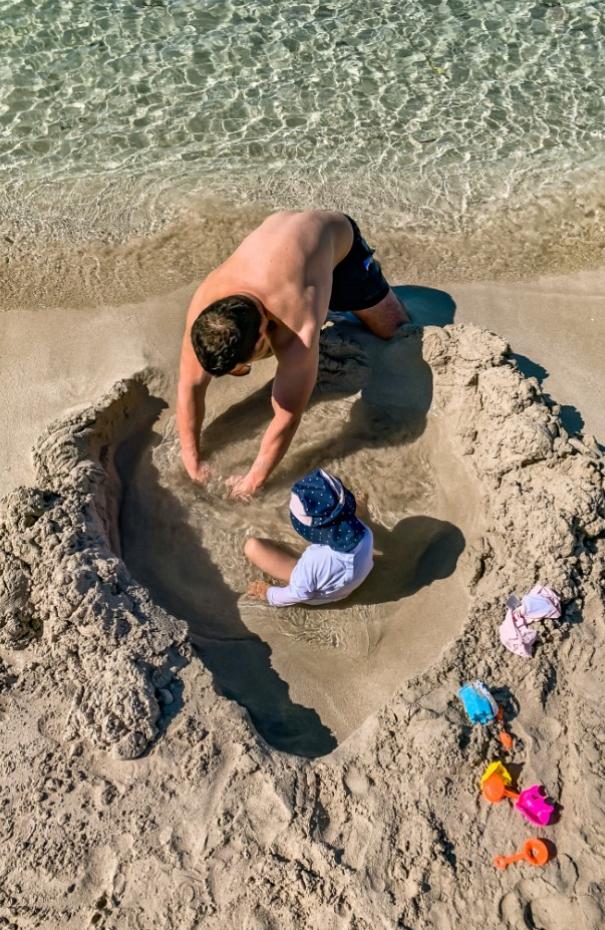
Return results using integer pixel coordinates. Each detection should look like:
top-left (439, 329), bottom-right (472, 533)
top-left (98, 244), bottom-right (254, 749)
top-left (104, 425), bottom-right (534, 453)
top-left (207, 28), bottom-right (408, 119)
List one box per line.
top-left (0, 0), bottom-right (603, 273)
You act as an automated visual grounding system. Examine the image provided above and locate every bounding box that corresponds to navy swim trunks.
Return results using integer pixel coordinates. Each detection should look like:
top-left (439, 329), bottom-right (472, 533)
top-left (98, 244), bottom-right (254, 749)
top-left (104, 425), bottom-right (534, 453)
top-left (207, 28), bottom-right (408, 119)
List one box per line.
top-left (329, 215), bottom-right (390, 313)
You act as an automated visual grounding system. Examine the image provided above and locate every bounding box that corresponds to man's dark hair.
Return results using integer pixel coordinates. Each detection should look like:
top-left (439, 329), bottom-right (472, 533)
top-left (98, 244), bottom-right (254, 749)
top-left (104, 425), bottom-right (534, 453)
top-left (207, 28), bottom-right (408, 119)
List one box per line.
top-left (191, 295), bottom-right (262, 376)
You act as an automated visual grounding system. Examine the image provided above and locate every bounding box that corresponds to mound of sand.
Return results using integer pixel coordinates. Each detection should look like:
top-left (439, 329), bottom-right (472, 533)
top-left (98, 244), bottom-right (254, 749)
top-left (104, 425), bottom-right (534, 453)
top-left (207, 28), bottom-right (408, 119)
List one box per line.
top-left (1, 322), bottom-right (604, 929)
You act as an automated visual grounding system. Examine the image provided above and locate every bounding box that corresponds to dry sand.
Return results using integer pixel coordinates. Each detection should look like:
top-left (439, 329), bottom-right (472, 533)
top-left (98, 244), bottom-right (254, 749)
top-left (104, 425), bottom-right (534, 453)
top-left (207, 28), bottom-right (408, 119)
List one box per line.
top-left (1, 266), bottom-right (605, 929)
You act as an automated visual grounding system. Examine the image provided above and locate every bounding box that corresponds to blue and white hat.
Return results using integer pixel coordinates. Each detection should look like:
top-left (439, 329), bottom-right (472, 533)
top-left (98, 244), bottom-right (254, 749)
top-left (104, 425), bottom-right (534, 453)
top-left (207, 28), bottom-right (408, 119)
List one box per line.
top-left (289, 468), bottom-right (366, 553)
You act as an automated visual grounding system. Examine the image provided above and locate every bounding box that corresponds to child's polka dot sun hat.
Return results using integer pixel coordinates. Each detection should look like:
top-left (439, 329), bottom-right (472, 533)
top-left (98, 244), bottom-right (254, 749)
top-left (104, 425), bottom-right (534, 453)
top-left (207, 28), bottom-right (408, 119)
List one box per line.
top-left (289, 468), bottom-right (366, 553)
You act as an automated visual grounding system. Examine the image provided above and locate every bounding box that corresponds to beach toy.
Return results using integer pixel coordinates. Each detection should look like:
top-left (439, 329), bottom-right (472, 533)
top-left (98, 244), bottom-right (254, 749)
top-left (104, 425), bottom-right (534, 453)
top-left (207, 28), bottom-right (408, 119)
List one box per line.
top-left (498, 730), bottom-right (514, 751)
top-left (480, 764), bottom-right (555, 826)
top-left (480, 762), bottom-right (517, 802)
top-left (494, 838), bottom-right (550, 870)
top-left (496, 705), bottom-right (514, 751)
top-left (516, 785), bottom-right (556, 826)
top-left (480, 761), bottom-right (512, 788)
top-left (458, 680), bottom-right (498, 725)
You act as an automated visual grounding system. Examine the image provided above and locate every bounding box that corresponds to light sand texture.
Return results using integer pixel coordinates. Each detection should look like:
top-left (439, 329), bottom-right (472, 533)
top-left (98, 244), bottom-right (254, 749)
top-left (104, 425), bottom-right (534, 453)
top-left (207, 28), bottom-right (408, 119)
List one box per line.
top-left (1, 323), bottom-right (604, 929)
top-left (452, 267), bottom-right (605, 443)
top-left (1, 266), bottom-right (603, 503)
top-left (0, 285), bottom-right (190, 498)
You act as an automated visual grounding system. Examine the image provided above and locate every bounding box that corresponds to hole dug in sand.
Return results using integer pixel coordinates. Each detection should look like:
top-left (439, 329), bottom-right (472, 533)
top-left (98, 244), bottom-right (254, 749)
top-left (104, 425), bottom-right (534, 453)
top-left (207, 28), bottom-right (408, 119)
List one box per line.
top-left (118, 327), bottom-right (484, 757)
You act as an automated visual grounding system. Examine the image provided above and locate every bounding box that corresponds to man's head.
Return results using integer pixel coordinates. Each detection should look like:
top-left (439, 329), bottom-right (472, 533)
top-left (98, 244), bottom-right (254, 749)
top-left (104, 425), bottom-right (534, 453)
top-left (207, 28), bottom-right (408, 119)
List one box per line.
top-left (190, 294), bottom-right (269, 377)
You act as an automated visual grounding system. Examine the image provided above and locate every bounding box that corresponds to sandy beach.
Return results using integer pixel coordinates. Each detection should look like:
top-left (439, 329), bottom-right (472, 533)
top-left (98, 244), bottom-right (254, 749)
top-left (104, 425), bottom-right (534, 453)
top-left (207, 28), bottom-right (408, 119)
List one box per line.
top-left (1, 262), bottom-right (604, 498)
top-left (1, 251), bottom-right (604, 927)
top-left (1, 0), bottom-right (604, 924)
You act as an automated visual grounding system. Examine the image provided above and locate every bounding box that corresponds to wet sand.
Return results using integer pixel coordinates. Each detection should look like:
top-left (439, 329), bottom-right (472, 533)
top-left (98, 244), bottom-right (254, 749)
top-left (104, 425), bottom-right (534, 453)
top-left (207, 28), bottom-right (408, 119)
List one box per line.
top-left (1, 264), bottom-right (603, 500)
top-left (0, 263), bottom-right (600, 760)
top-left (116, 331), bottom-right (481, 755)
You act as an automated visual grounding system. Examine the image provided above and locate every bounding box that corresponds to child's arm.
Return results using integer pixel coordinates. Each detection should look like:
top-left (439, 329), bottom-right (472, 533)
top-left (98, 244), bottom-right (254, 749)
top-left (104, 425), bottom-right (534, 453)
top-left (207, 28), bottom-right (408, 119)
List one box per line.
top-left (247, 578), bottom-right (313, 607)
top-left (247, 551), bottom-right (318, 607)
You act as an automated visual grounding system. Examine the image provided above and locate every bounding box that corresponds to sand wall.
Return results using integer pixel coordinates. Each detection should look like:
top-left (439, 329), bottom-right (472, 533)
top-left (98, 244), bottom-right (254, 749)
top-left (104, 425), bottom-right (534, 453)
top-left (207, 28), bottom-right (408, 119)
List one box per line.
top-left (0, 323), bottom-right (604, 928)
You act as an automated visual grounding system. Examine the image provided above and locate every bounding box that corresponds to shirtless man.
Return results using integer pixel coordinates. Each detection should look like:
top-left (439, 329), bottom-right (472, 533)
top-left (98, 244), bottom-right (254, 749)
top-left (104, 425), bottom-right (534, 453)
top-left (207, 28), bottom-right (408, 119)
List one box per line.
top-left (177, 210), bottom-right (408, 500)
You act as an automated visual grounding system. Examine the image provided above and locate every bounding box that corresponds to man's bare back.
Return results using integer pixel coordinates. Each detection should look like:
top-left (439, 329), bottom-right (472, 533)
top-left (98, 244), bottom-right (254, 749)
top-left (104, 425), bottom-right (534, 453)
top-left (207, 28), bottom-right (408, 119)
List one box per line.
top-left (177, 209), bottom-right (407, 499)
top-left (201, 211), bottom-right (353, 341)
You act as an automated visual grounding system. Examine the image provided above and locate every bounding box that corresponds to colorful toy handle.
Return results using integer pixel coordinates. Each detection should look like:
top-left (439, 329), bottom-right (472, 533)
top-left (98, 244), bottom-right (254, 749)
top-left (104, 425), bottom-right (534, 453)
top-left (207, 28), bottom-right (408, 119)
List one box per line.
top-left (494, 851), bottom-right (526, 869)
top-left (494, 838), bottom-right (549, 870)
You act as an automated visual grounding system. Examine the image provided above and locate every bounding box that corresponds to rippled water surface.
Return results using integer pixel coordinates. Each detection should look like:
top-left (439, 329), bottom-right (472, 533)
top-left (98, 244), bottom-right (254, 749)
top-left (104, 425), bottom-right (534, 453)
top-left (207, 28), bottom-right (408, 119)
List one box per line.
top-left (0, 0), bottom-right (603, 284)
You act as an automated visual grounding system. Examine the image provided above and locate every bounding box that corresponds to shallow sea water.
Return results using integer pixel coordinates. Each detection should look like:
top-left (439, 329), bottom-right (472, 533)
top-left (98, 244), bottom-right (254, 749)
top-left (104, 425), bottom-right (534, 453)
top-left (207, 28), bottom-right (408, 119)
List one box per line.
top-left (0, 0), bottom-right (603, 294)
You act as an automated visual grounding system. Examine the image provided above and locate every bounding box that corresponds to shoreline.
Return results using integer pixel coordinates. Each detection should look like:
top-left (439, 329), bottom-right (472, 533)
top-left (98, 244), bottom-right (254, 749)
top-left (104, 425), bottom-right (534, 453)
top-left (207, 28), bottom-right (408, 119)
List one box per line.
top-left (2, 171), bottom-right (605, 312)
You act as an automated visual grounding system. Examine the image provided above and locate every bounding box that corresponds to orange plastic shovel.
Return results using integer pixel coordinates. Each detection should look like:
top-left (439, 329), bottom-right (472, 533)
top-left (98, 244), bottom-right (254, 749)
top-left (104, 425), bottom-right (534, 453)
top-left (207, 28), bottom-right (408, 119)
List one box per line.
top-left (494, 838), bottom-right (550, 870)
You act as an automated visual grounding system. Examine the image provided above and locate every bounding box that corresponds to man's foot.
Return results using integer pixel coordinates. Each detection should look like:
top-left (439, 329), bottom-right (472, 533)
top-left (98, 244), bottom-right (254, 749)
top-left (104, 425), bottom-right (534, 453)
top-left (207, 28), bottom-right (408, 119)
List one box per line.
top-left (351, 289), bottom-right (409, 340)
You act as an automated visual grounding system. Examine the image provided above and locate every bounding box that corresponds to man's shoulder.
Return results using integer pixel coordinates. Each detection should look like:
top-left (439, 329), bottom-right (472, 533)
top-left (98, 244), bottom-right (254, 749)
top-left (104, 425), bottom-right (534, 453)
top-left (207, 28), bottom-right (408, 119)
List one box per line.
top-left (272, 313), bottom-right (320, 356)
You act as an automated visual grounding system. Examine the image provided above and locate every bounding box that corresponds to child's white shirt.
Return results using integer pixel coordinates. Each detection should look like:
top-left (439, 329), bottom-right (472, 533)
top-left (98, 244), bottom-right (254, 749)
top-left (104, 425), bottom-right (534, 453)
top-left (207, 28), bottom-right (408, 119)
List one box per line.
top-left (267, 524), bottom-right (374, 607)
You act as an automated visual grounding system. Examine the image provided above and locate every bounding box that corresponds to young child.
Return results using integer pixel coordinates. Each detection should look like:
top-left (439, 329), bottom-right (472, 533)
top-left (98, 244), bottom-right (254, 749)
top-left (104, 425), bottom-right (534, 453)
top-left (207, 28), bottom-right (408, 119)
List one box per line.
top-left (245, 468), bottom-right (374, 606)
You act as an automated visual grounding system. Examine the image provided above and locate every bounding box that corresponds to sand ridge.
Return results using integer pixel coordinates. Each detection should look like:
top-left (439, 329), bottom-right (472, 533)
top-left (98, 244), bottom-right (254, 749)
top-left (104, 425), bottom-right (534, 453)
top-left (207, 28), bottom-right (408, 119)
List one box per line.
top-left (0, 323), bottom-right (604, 928)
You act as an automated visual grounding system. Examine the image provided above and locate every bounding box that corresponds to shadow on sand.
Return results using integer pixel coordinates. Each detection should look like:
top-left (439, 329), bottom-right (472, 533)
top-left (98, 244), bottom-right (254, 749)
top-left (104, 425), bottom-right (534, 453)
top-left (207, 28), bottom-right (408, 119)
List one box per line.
top-left (340, 515), bottom-right (465, 608)
top-left (396, 284), bottom-right (456, 327)
top-left (511, 352), bottom-right (585, 437)
top-left (118, 419), bottom-right (339, 758)
top-left (202, 317), bottom-right (435, 490)
top-left (330, 284), bottom-right (456, 329)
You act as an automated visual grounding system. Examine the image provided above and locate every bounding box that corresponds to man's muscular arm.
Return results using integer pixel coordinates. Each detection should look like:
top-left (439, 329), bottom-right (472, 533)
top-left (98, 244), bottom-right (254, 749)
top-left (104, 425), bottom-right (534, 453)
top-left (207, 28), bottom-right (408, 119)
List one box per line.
top-left (176, 314), bottom-right (213, 483)
top-left (226, 336), bottom-right (319, 498)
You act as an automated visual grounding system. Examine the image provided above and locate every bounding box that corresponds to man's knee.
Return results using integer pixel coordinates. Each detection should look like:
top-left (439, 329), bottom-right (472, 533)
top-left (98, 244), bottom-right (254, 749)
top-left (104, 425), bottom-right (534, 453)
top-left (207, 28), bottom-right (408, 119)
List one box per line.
top-left (358, 306), bottom-right (405, 340)
top-left (385, 291), bottom-right (409, 327)
top-left (379, 296), bottom-right (409, 339)
top-left (394, 296), bottom-right (409, 324)
top-left (352, 290), bottom-right (409, 340)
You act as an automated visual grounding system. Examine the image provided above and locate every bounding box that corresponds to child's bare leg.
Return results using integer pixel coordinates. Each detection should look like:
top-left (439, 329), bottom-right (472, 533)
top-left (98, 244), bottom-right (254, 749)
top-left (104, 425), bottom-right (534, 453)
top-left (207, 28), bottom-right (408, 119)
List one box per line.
top-left (244, 537), bottom-right (297, 583)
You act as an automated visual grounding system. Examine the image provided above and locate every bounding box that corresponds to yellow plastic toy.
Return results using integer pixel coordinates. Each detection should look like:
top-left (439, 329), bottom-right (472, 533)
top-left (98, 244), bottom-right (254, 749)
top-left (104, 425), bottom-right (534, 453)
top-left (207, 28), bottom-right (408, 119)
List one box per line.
top-left (480, 761), bottom-right (512, 789)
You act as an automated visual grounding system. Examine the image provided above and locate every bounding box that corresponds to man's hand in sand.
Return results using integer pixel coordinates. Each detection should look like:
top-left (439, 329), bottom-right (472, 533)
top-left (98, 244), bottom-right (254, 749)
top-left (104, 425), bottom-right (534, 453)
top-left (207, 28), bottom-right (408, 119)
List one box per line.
top-left (226, 473), bottom-right (261, 501)
top-left (183, 457), bottom-right (213, 485)
top-left (247, 579), bottom-right (270, 600)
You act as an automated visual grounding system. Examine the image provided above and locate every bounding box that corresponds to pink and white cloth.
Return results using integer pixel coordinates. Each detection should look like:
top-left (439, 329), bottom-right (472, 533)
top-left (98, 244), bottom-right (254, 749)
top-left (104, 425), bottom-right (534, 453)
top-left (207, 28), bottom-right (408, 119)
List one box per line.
top-left (499, 585), bottom-right (561, 658)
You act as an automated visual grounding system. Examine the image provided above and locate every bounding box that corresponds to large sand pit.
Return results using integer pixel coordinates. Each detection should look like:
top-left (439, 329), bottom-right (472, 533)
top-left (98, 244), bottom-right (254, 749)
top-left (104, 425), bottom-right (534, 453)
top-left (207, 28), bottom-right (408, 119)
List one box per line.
top-left (118, 326), bottom-right (480, 755)
top-left (1, 322), bottom-right (604, 929)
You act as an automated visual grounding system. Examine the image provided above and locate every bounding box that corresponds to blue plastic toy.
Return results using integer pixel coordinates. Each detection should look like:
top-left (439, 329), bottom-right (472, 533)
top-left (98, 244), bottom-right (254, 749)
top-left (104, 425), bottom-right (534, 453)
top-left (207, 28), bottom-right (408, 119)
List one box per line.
top-left (458, 680), bottom-right (498, 725)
